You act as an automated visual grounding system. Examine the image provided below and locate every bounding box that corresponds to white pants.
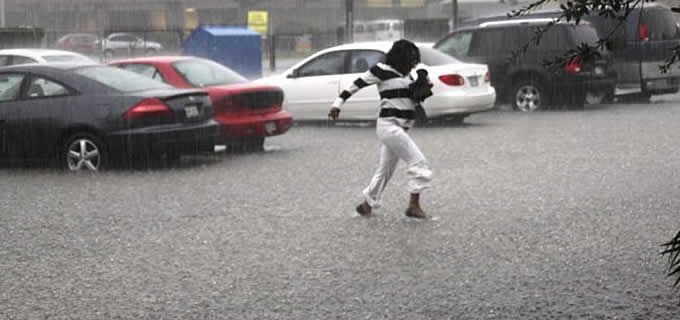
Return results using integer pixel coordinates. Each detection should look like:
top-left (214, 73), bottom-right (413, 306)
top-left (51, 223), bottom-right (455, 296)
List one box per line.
top-left (362, 119), bottom-right (432, 208)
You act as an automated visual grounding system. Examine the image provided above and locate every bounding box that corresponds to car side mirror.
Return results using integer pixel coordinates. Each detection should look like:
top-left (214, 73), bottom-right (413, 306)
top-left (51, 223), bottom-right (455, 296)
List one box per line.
top-left (287, 69), bottom-right (299, 78)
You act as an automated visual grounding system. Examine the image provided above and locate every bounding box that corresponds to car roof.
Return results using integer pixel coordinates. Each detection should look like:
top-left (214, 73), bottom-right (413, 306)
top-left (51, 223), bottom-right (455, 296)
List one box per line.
top-left (110, 55), bottom-right (192, 64)
top-left (316, 41), bottom-right (433, 54)
top-left (0, 62), bottom-right (99, 73)
top-left (0, 48), bottom-right (88, 59)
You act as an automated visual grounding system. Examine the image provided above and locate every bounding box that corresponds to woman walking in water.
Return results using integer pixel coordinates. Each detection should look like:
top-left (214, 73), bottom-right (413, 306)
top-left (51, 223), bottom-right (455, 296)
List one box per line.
top-left (328, 39), bottom-right (433, 219)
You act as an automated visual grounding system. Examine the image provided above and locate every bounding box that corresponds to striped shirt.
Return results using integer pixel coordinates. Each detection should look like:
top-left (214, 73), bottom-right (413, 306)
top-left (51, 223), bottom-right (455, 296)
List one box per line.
top-left (331, 62), bottom-right (417, 128)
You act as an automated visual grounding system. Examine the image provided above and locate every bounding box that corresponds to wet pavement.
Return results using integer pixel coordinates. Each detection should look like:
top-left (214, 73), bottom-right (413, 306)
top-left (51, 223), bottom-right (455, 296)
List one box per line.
top-left (1, 98), bottom-right (680, 319)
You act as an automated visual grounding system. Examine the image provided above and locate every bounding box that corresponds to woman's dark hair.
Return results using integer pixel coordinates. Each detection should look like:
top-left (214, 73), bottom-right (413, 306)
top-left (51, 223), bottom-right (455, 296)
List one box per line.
top-left (385, 39), bottom-right (420, 72)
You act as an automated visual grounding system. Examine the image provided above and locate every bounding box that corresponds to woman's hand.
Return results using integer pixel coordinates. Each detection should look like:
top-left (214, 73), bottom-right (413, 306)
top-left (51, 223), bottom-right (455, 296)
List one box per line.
top-left (328, 107), bottom-right (341, 120)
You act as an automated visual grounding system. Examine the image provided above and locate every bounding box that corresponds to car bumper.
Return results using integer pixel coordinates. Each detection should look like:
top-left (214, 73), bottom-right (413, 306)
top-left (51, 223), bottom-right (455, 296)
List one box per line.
top-left (216, 110), bottom-right (294, 142)
top-left (107, 120), bottom-right (220, 156)
top-left (423, 86), bottom-right (496, 117)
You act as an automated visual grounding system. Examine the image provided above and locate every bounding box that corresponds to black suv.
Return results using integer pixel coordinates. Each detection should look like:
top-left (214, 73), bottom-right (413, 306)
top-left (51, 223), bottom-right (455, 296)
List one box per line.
top-left (434, 19), bottom-right (617, 111)
top-left (465, 3), bottom-right (680, 101)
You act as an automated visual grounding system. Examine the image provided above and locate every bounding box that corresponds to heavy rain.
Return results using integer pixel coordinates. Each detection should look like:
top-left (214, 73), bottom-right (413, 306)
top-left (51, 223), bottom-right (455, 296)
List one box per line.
top-left (0, 0), bottom-right (679, 318)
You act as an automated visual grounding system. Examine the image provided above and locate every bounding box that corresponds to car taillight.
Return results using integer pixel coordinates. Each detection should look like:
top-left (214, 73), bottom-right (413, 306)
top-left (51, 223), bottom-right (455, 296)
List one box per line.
top-left (484, 71), bottom-right (490, 82)
top-left (439, 74), bottom-right (465, 86)
top-left (565, 57), bottom-right (582, 74)
top-left (639, 23), bottom-right (649, 41)
top-left (124, 98), bottom-right (172, 120)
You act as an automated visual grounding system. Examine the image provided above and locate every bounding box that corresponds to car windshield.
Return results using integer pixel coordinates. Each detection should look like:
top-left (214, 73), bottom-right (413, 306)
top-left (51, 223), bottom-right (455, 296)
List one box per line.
top-left (43, 55), bottom-right (91, 63)
top-left (418, 46), bottom-right (460, 65)
top-left (172, 59), bottom-right (247, 87)
top-left (74, 65), bottom-right (171, 92)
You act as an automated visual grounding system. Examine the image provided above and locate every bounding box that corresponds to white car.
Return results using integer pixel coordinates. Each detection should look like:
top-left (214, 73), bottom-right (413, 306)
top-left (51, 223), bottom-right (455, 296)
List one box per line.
top-left (0, 49), bottom-right (93, 66)
top-left (256, 42), bottom-right (496, 122)
top-left (100, 33), bottom-right (163, 58)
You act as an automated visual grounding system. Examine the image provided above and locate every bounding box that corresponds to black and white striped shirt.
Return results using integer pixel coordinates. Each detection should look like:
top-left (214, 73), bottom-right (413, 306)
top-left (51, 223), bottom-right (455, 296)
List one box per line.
top-left (332, 62), bottom-right (417, 128)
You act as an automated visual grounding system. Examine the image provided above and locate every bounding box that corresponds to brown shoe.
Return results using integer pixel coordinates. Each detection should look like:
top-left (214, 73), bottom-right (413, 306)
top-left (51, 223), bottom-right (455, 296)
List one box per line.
top-left (405, 207), bottom-right (427, 219)
top-left (355, 202), bottom-right (372, 216)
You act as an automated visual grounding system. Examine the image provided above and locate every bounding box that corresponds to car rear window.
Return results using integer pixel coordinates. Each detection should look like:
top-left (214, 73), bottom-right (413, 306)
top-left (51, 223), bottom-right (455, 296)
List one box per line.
top-left (74, 65), bottom-right (172, 92)
top-left (641, 8), bottom-right (680, 40)
top-left (172, 59), bottom-right (246, 87)
top-left (418, 46), bottom-right (460, 66)
top-left (568, 24), bottom-right (600, 47)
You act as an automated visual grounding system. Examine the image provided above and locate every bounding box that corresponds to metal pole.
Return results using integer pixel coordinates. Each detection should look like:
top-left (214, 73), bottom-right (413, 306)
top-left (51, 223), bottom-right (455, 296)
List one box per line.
top-left (451, 0), bottom-right (458, 31)
top-left (345, 0), bottom-right (353, 43)
top-left (1, 0), bottom-right (6, 28)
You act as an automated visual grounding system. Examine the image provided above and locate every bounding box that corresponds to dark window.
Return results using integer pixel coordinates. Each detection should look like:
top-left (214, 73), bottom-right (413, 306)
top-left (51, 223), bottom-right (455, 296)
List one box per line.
top-left (121, 63), bottom-right (167, 83)
top-left (172, 59), bottom-right (246, 87)
top-left (10, 55), bottom-right (38, 65)
top-left (75, 65), bottom-right (171, 92)
top-left (26, 77), bottom-right (71, 99)
top-left (468, 28), bottom-right (514, 57)
top-left (297, 51), bottom-right (347, 77)
top-left (0, 74), bottom-right (25, 102)
top-left (419, 46), bottom-right (460, 66)
top-left (587, 16), bottom-right (626, 49)
top-left (436, 31), bottom-right (472, 58)
top-left (349, 50), bottom-right (384, 73)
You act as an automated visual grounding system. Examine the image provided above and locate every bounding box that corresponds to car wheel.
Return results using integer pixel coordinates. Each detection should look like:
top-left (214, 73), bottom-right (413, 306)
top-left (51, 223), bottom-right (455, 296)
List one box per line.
top-left (512, 80), bottom-right (546, 112)
top-left (62, 132), bottom-right (106, 172)
top-left (448, 114), bottom-right (468, 124)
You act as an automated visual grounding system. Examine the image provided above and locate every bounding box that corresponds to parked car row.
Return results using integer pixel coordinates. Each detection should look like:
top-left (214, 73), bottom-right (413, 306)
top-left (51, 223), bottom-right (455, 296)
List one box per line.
top-left (0, 50), bottom-right (293, 172)
top-left (4, 4), bottom-right (677, 171)
top-left (55, 32), bottom-right (164, 58)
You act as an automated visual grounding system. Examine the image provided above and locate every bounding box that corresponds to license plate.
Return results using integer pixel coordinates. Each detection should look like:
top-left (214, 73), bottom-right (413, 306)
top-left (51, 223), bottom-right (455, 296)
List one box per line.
top-left (185, 106), bottom-right (199, 118)
top-left (468, 76), bottom-right (479, 87)
top-left (265, 121), bottom-right (276, 134)
top-left (594, 66), bottom-right (604, 75)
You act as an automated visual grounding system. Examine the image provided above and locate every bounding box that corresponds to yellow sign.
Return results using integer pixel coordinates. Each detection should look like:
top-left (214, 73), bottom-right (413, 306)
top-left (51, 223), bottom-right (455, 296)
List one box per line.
top-left (248, 11), bottom-right (268, 35)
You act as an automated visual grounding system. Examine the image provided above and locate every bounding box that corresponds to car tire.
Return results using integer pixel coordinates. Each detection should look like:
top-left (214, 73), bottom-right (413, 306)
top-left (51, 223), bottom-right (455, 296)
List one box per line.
top-left (62, 132), bottom-right (107, 172)
top-left (448, 114), bottom-right (468, 124)
top-left (512, 79), bottom-right (547, 112)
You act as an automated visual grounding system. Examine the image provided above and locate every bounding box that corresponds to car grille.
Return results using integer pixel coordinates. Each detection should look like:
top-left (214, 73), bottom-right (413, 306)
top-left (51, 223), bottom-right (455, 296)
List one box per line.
top-left (215, 90), bottom-right (283, 114)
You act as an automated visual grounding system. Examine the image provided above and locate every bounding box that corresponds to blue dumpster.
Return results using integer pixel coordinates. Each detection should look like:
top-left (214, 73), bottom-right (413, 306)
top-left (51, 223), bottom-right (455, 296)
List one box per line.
top-left (182, 25), bottom-right (262, 79)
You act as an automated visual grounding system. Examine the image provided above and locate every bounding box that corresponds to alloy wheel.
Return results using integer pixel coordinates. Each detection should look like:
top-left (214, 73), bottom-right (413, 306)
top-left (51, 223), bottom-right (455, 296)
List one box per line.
top-left (66, 138), bottom-right (101, 171)
top-left (515, 85), bottom-right (542, 112)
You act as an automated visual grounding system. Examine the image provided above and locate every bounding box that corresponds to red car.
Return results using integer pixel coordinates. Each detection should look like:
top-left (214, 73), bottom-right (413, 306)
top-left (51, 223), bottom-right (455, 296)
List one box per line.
top-left (110, 56), bottom-right (293, 151)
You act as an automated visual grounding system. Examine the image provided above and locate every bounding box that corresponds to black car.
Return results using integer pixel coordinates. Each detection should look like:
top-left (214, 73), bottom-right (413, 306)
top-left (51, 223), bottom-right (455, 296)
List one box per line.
top-left (0, 63), bottom-right (219, 171)
top-left (464, 3), bottom-right (680, 101)
top-left (434, 19), bottom-right (617, 111)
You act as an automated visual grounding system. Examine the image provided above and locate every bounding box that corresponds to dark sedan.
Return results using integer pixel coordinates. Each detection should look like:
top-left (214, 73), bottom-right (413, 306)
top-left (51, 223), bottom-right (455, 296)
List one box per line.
top-left (0, 63), bottom-right (219, 171)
